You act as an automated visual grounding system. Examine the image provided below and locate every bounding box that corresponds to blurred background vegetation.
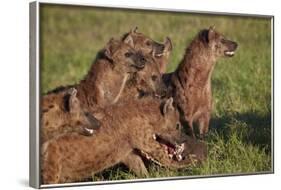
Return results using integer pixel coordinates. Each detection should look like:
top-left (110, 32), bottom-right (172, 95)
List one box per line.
top-left (40, 4), bottom-right (272, 180)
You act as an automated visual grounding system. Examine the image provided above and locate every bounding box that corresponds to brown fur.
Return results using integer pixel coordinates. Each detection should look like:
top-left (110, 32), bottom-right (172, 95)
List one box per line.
top-left (76, 38), bottom-right (147, 110)
top-left (123, 27), bottom-right (172, 73)
top-left (163, 27), bottom-right (238, 138)
top-left (41, 38), bottom-right (167, 141)
top-left (49, 36), bottom-right (169, 111)
top-left (41, 88), bottom-right (100, 143)
top-left (41, 98), bottom-right (195, 184)
top-left (118, 55), bottom-right (167, 102)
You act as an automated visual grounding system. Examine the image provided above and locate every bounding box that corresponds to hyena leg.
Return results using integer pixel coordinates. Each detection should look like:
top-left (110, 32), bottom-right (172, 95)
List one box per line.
top-left (180, 114), bottom-right (195, 138)
top-left (41, 142), bottom-right (62, 184)
top-left (187, 119), bottom-right (195, 138)
top-left (198, 113), bottom-right (210, 139)
top-left (122, 151), bottom-right (148, 177)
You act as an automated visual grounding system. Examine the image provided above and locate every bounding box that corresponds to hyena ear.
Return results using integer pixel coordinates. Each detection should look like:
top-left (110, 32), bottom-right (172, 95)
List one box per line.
top-left (130, 26), bottom-right (138, 33)
top-left (209, 26), bottom-right (215, 31)
top-left (123, 33), bottom-right (134, 47)
top-left (162, 97), bottom-right (174, 115)
top-left (64, 88), bottom-right (80, 113)
top-left (200, 26), bottom-right (216, 44)
top-left (208, 26), bottom-right (216, 41)
top-left (199, 29), bottom-right (210, 44)
top-left (104, 38), bottom-right (119, 60)
top-left (165, 37), bottom-right (173, 51)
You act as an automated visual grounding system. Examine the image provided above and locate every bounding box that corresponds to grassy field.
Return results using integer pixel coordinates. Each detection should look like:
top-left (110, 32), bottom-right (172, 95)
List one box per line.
top-left (40, 4), bottom-right (272, 180)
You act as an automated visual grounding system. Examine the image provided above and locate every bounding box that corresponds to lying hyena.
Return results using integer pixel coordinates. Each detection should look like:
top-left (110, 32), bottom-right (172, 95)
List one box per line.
top-left (123, 27), bottom-right (173, 73)
top-left (41, 88), bottom-right (100, 143)
top-left (163, 26), bottom-right (238, 138)
top-left (41, 98), bottom-right (202, 184)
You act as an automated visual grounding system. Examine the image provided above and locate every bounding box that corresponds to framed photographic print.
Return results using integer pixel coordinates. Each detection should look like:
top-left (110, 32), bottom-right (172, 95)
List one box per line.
top-left (29, 1), bottom-right (274, 188)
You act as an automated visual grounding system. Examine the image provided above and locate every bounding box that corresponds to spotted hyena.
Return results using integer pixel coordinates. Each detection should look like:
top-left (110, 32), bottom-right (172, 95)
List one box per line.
top-left (41, 98), bottom-right (202, 184)
top-left (41, 88), bottom-right (100, 143)
top-left (52, 35), bottom-right (170, 111)
top-left (41, 34), bottom-right (169, 142)
top-left (122, 27), bottom-right (173, 73)
top-left (163, 26), bottom-right (238, 138)
top-left (75, 38), bottom-right (151, 109)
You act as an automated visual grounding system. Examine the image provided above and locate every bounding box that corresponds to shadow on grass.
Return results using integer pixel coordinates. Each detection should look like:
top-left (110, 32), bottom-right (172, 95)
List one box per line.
top-left (209, 111), bottom-right (272, 152)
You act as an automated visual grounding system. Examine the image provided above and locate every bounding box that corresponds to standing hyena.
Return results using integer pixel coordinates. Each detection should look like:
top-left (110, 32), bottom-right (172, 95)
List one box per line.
top-left (41, 98), bottom-right (198, 184)
top-left (41, 88), bottom-right (100, 143)
top-left (163, 26), bottom-right (238, 138)
top-left (122, 27), bottom-right (173, 73)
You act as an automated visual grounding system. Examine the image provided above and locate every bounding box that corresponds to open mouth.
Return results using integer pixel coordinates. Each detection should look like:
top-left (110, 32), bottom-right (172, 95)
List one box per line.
top-left (224, 50), bottom-right (235, 57)
top-left (154, 48), bottom-right (170, 58)
top-left (130, 63), bottom-right (145, 70)
top-left (154, 93), bottom-right (166, 99)
top-left (152, 46), bottom-right (166, 58)
top-left (155, 53), bottom-right (163, 58)
top-left (152, 134), bottom-right (185, 162)
top-left (152, 50), bottom-right (165, 58)
top-left (139, 134), bottom-right (185, 166)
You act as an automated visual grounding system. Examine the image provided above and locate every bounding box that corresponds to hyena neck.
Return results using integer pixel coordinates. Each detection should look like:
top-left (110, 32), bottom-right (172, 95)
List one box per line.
top-left (175, 41), bottom-right (216, 89)
top-left (76, 59), bottom-right (110, 108)
top-left (122, 74), bottom-right (146, 100)
top-left (75, 80), bottom-right (96, 109)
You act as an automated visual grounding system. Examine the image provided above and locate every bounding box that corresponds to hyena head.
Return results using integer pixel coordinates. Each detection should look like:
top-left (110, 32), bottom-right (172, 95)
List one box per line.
top-left (151, 98), bottom-right (187, 161)
top-left (41, 88), bottom-right (100, 140)
top-left (103, 38), bottom-right (147, 74)
top-left (199, 26), bottom-right (238, 58)
top-left (122, 27), bottom-right (173, 73)
top-left (129, 51), bottom-right (167, 98)
top-left (103, 39), bottom-right (167, 101)
top-left (159, 98), bottom-right (182, 142)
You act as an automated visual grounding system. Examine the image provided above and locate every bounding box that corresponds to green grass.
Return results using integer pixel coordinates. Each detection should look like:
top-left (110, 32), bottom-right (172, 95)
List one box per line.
top-left (40, 4), bottom-right (272, 180)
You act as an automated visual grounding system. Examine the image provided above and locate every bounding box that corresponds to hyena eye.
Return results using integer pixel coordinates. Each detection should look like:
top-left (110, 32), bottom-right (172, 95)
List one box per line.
top-left (125, 52), bottom-right (133, 57)
top-left (151, 75), bottom-right (158, 81)
top-left (221, 38), bottom-right (227, 44)
top-left (176, 122), bottom-right (181, 130)
top-left (215, 44), bottom-right (220, 49)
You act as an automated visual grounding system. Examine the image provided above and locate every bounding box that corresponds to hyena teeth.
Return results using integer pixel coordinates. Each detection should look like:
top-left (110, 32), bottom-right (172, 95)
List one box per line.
top-left (152, 134), bottom-right (157, 140)
top-left (181, 143), bottom-right (185, 148)
top-left (168, 154), bottom-right (173, 159)
top-left (154, 94), bottom-right (161, 98)
top-left (156, 53), bottom-right (163, 58)
top-left (225, 51), bottom-right (234, 55)
top-left (84, 128), bottom-right (94, 134)
top-left (177, 154), bottom-right (183, 161)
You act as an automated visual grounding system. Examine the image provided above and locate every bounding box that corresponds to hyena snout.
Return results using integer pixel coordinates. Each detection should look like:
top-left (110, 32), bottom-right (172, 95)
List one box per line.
top-left (222, 39), bottom-right (238, 57)
top-left (131, 52), bottom-right (147, 70)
